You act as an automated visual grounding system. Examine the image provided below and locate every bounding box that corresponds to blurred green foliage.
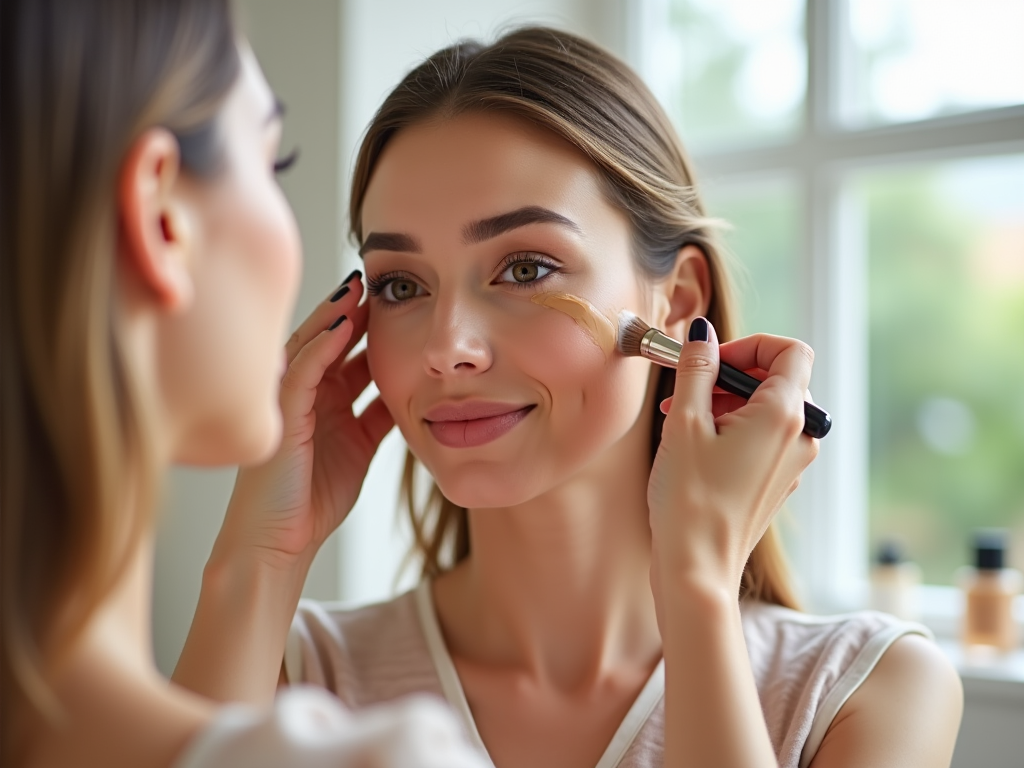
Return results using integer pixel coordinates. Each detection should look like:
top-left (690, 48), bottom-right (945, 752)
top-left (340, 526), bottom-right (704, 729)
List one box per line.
top-left (667, 1), bottom-right (804, 149)
top-left (703, 181), bottom-right (801, 339)
top-left (863, 165), bottom-right (1024, 583)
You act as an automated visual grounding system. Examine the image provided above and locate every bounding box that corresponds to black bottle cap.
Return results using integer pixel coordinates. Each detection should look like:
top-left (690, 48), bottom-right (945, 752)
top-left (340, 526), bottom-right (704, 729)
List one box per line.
top-left (876, 539), bottom-right (904, 566)
top-left (974, 529), bottom-right (1006, 571)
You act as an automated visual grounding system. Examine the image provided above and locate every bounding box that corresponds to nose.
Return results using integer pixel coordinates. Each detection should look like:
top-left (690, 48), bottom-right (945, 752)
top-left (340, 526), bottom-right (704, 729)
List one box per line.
top-left (422, 294), bottom-right (493, 378)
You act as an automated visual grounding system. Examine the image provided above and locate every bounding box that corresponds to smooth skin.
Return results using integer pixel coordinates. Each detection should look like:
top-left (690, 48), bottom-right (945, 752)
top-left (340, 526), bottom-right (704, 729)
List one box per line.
top-left (180, 111), bottom-right (962, 768)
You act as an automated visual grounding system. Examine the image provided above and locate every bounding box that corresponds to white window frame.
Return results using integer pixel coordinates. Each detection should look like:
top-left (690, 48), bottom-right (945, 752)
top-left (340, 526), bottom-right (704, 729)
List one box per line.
top-left (627, 0), bottom-right (1024, 619)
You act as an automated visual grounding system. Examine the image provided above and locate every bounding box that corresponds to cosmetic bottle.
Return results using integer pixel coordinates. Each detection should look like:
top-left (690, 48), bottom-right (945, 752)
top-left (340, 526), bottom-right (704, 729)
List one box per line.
top-left (869, 540), bottom-right (920, 621)
top-left (959, 529), bottom-right (1022, 652)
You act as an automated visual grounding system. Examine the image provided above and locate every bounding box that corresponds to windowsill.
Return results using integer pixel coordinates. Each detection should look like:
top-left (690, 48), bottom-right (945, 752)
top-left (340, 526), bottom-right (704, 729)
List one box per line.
top-left (914, 585), bottom-right (1024, 698)
top-left (936, 640), bottom-right (1024, 707)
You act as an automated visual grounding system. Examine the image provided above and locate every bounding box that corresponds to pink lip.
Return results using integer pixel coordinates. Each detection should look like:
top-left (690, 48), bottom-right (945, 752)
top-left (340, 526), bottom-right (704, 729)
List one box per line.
top-left (424, 401), bottom-right (535, 449)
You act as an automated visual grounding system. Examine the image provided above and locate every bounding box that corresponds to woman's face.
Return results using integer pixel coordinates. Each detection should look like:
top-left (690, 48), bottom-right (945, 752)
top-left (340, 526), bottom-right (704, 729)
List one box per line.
top-left (166, 45), bottom-right (301, 465)
top-left (362, 113), bottom-right (657, 508)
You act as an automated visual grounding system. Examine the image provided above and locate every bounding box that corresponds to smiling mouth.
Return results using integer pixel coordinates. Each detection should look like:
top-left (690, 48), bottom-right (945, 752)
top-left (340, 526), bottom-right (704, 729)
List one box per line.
top-left (424, 403), bottom-right (536, 449)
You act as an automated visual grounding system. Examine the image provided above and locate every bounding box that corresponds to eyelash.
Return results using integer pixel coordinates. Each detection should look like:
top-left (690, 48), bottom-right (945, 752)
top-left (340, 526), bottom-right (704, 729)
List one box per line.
top-left (366, 252), bottom-right (561, 306)
top-left (365, 270), bottom-right (406, 298)
top-left (274, 148), bottom-right (299, 174)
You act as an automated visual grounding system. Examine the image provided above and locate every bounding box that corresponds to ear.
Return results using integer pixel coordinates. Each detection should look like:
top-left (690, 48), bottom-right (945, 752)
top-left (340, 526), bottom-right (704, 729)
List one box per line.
top-left (117, 128), bottom-right (195, 311)
top-left (651, 244), bottom-right (711, 339)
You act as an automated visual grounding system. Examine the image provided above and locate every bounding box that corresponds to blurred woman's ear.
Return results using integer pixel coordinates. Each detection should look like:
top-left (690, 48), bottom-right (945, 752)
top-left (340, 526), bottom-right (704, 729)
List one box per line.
top-left (117, 128), bottom-right (195, 312)
top-left (653, 244), bottom-right (711, 340)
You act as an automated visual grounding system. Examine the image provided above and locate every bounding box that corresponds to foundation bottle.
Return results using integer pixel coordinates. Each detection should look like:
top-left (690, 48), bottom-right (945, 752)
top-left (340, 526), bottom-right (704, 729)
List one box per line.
top-left (959, 529), bottom-right (1022, 652)
top-left (869, 540), bottom-right (920, 621)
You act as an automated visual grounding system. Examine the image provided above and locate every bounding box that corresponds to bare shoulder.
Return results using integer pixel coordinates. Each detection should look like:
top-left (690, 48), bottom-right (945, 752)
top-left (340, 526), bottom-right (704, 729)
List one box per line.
top-left (809, 634), bottom-right (963, 768)
top-left (24, 656), bottom-right (212, 768)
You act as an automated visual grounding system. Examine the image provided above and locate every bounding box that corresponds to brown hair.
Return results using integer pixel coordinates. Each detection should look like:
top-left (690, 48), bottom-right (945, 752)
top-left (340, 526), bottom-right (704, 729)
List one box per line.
top-left (0, 0), bottom-right (240, 753)
top-left (349, 27), bottom-right (798, 609)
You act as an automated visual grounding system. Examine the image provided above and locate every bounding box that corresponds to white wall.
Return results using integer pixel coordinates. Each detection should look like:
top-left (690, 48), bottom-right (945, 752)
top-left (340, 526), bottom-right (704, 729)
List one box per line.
top-left (152, 0), bottom-right (623, 676)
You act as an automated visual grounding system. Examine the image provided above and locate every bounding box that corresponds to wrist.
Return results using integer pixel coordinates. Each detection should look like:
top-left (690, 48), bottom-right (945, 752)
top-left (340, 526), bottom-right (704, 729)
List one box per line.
top-left (216, 488), bottom-right (322, 570)
top-left (176, 533), bottom-right (313, 703)
top-left (651, 544), bottom-right (743, 597)
top-left (203, 539), bottom-right (312, 613)
top-left (651, 561), bottom-right (742, 629)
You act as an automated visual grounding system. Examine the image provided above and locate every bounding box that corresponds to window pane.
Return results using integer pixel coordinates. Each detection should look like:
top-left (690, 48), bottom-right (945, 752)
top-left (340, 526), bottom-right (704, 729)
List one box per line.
top-left (856, 155), bottom-right (1024, 583)
top-left (839, 0), bottom-right (1024, 127)
top-left (658, 0), bottom-right (807, 150)
top-left (703, 177), bottom-right (802, 337)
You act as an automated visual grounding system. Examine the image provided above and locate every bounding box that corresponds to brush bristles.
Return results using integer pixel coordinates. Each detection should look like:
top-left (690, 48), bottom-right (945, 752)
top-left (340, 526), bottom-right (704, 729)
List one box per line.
top-left (616, 311), bottom-right (652, 357)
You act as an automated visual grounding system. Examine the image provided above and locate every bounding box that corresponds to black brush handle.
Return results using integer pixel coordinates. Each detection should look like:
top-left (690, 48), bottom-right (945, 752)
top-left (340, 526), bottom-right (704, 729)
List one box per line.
top-left (716, 363), bottom-right (832, 439)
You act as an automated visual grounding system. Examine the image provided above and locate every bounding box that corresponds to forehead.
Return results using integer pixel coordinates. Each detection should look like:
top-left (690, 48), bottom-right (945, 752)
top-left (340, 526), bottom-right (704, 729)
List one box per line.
top-left (360, 112), bottom-right (618, 237)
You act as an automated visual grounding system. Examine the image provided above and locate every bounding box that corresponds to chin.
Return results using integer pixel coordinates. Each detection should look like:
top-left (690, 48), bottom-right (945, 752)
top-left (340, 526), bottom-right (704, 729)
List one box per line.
top-left (431, 462), bottom-right (544, 509)
top-left (239, 409), bottom-right (283, 466)
top-left (182, 406), bottom-right (282, 467)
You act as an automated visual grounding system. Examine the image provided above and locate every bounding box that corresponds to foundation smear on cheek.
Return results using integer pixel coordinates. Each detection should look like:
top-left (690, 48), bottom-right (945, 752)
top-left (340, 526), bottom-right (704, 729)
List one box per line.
top-left (531, 292), bottom-right (616, 358)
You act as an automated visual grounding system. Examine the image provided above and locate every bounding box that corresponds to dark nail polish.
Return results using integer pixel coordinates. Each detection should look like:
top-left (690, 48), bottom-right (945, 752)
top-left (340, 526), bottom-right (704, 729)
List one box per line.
top-left (330, 285), bottom-right (350, 303)
top-left (328, 315), bottom-right (347, 331)
top-left (342, 269), bottom-right (362, 285)
top-left (688, 317), bottom-right (709, 342)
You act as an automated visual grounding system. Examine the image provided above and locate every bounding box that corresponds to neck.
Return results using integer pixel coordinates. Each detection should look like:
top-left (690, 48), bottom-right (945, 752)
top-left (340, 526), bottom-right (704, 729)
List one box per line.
top-left (436, 415), bottom-right (661, 689)
top-left (77, 532), bottom-right (158, 678)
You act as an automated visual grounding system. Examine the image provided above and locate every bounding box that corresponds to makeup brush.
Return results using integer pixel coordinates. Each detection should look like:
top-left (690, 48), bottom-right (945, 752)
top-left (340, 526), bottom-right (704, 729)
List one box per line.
top-left (616, 312), bottom-right (832, 439)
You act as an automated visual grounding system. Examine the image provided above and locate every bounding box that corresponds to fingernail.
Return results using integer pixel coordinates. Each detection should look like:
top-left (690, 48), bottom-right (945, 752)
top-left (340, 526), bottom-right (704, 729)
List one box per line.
top-left (328, 315), bottom-right (347, 331)
top-left (687, 317), bottom-right (709, 343)
top-left (330, 285), bottom-right (350, 303)
top-left (342, 269), bottom-right (362, 285)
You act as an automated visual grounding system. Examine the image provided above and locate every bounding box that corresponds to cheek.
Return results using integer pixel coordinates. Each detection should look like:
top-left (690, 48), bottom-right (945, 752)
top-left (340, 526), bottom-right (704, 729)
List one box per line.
top-left (214, 181), bottom-right (300, 390)
top-left (172, 176), bottom-right (301, 463)
top-left (507, 306), bottom-right (649, 428)
top-left (366, 310), bottom-right (420, 422)
top-left (235, 183), bottom-right (302, 323)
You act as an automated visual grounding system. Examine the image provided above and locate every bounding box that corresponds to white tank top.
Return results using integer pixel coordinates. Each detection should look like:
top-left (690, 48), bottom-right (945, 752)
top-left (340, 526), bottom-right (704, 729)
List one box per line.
top-left (284, 581), bottom-right (930, 768)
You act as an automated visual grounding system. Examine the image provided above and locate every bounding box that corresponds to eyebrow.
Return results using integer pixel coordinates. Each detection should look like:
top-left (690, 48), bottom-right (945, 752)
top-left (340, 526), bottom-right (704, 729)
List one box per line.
top-left (357, 205), bottom-right (580, 258)
top-left (359, 232), bottom-right (422, 257)
top-left (463, 205), bottom-right (581, 243)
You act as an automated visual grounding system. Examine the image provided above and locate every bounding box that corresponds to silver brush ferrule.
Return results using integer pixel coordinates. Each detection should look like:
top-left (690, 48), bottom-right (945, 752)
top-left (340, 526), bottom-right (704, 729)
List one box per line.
top-left (639, 328), bottom-right (683, 368)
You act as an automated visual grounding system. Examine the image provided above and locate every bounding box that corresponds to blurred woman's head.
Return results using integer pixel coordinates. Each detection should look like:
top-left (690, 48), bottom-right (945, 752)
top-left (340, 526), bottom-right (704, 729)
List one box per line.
top-left (349, 26), bottom-right (794, 607)
top-left (1, 0), bottom-right (300, 740)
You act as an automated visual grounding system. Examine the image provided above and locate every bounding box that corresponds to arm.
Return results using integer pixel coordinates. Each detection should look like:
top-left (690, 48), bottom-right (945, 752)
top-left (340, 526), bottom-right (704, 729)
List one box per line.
top-left (809, 635), bottom-right (963, 768)
top-left (657, 581), bottom-right (778, 767)
top-left (171, 535), bottom-right (312, 703)
top-left (649, 320), bottom-right (819, 767)
top-left (172, 275), bottom-right (394, 704)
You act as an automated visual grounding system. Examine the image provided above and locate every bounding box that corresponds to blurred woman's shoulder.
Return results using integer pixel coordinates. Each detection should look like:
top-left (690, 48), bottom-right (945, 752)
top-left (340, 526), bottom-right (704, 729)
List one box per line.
top-left (285, 583), bottom-right (444, 708)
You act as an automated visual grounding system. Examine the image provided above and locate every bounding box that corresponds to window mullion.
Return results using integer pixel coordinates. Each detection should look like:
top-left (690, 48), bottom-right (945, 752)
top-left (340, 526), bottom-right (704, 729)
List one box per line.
top-left (797, 0), bottom-right (869, 612)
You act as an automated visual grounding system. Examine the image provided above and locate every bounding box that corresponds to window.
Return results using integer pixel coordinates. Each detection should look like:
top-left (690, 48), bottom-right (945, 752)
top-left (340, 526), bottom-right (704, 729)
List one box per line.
top-left (659, 0), bottom-right (807, 149)
top-left (702, 175), bottom-right (802, 338)
top-left (858, 156), bottom-right (1024, 585)
top-left (632, 0), bottom-right (1024, 611)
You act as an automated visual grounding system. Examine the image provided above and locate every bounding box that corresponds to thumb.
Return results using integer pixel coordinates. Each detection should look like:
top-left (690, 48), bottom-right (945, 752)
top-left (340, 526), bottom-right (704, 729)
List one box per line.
top-left (664, 317), bottom-right (720, 429)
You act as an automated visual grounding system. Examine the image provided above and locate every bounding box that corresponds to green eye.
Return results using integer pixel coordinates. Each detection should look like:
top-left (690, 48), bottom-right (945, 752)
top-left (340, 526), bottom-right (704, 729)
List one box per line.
top-left (383, 278), bottom-right (422, 302)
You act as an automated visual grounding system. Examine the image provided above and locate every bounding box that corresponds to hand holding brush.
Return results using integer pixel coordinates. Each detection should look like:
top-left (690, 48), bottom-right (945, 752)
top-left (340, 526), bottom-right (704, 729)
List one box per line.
top-left (616, 312), bottom-right (832, 439)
